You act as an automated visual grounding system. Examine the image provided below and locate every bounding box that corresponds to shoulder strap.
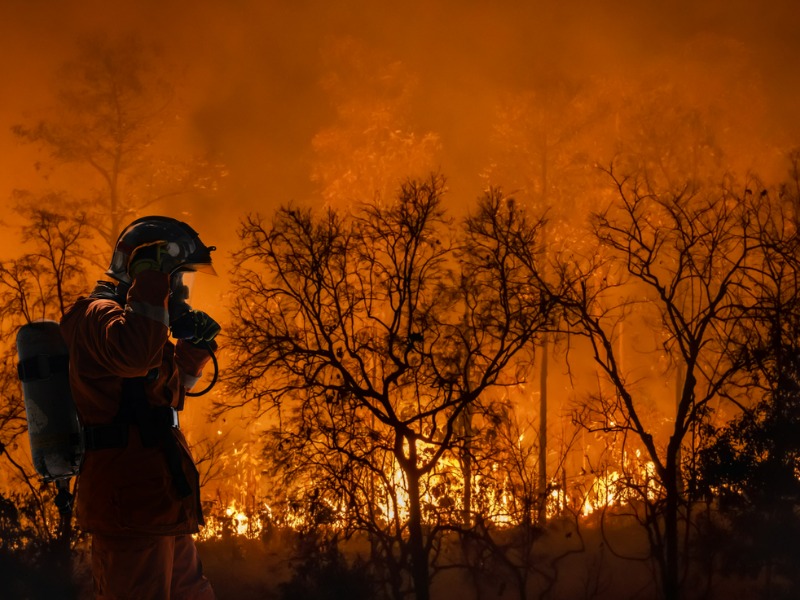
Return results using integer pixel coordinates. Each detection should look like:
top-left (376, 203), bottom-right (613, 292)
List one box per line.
top-left (116, 370), bottom-right (192, 498)
top-left (88, 280), bottom-right (129, 305)
top-left (17, 354), bottom-right (70, 382)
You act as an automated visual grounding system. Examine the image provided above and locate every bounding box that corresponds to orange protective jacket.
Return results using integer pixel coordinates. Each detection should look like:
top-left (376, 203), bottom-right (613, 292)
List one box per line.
top-left (60, 270), bottom-right (212, 536)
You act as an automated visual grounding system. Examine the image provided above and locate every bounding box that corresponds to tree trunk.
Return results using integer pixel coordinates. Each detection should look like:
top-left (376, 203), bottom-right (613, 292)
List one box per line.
top-left (406, 468), bottom-right (430, 600)
top-left (462, 406), bottom-right (473, 528)
top-left (538, 334), bottom-right (548, 525)
top-left (663, 456), bottom-right (680, 600)
top-left (537, 143), bottom-right (549, 527)
top-left (674, 362), bottom-right (685, 497)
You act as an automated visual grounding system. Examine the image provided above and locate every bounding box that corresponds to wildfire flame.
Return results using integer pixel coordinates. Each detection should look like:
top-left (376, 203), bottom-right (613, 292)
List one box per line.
top-left (195, 432), bottom-right (663, 541)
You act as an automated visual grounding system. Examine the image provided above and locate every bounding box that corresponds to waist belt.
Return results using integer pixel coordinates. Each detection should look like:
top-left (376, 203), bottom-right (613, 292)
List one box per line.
top-left (84, 407), bottom-right (179, 450)
top-left (83, 422), bottom-right (128, 450)
top-left (84, 373), bottom-right (193, 499)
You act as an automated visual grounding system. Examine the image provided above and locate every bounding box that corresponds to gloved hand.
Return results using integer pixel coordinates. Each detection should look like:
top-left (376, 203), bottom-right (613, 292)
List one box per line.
top-left (128, 242), bottom-right (180, 277)
top-left (170, 310), bottom-right (221, 345)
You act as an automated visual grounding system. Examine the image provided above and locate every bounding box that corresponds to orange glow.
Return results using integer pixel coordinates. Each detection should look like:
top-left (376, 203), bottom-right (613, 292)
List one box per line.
top-left (196, 500), bottom-right (268, 541)
top-left (190, 429), bottom-right (667, 541)
top-left (2, 11), bottom-right (800, 599)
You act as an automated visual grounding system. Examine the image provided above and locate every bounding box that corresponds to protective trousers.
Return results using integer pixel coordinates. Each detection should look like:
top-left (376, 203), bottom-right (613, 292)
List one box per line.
top-left (91, 533), bottom-right (216, 599)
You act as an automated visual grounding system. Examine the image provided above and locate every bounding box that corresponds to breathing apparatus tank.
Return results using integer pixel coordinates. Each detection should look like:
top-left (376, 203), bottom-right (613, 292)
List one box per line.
top-left (16, 320), bottom-right (84, 482)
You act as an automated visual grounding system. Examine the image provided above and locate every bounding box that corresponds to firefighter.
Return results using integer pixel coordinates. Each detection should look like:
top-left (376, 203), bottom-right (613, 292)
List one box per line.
top-left (60, 216), bottom-right (220, 599)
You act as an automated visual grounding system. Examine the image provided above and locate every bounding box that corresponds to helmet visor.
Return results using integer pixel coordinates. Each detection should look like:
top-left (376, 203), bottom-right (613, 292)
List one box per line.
top-left (179, 262), bottom-right (218, 276)
top-left (179, 243), bottom-right (217, 276)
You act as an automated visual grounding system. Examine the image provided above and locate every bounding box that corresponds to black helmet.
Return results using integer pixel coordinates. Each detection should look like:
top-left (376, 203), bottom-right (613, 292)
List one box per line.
top-left (106, 216), bottom-right (216, 284)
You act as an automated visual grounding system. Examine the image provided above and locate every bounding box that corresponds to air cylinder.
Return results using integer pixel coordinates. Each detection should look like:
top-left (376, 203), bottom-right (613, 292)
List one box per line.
top-left (16, 320), bottom-right (83, 481)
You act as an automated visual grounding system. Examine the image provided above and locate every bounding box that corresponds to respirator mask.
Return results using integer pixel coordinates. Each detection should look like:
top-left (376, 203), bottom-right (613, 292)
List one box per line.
top-left (169, 271), bottom-right (199, 339)
top-left (167, 270), bottom-right (220, 396)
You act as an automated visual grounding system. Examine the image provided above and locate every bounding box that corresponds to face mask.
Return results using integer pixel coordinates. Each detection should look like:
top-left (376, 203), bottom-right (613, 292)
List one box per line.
top-left (169, 271), bottom-right (195, 324)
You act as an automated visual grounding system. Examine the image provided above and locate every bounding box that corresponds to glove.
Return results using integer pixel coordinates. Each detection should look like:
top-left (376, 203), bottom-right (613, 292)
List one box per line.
top-left (128, 242), bottom-right (180, 277)
top-left (170, 310), bottom-right (221, 345)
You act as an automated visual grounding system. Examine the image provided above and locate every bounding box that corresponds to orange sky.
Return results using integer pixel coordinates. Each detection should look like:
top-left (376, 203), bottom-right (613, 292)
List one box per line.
top-left (1, 0), bottom-right (799, 257)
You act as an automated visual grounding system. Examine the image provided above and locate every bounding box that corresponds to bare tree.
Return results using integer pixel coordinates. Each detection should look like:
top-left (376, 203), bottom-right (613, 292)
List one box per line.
top-left (0, 204), bottom-right (89, 461)
top-left (696, 167), bottom-right (800, 598)
top-left (0, 206), bottom-right (90, 441)
top-left (222, 176), bottom-right (554, 600)
top-left (483, 77), bottom-right (611, 524)
top-left (12, 33), bottom-right (222, 249)
top-left (556, 167), bottom-right (766, 600)
top-left (0, 206), bottom-right (91, 599)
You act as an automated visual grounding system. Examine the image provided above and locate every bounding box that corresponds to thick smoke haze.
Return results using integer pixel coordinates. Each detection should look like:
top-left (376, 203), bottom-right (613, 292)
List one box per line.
top-left (1, 0), bottom-right (799, 253)
top-left (2, 5), bottom-right (800, 596)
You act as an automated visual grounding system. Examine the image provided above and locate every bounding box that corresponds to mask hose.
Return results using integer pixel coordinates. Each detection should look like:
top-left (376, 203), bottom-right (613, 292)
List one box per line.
top-left (186, 341), bottom-right (218, 397)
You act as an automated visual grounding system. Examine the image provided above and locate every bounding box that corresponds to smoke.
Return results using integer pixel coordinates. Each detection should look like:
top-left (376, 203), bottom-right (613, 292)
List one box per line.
top-left (1, 0), bottom-right (799, 551)
top-left (1, 0), bottom-right (798, 265)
